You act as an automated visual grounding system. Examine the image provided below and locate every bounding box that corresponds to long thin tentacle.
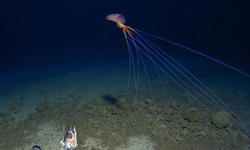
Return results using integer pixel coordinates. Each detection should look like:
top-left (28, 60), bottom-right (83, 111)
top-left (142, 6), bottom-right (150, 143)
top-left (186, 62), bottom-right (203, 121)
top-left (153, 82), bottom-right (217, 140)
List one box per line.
top-left (133, 29), bottom-right (250, 78)
top-left (129, 29), bottom-right (168, 100)
top-left (133, 31), bottom-right (243, 122)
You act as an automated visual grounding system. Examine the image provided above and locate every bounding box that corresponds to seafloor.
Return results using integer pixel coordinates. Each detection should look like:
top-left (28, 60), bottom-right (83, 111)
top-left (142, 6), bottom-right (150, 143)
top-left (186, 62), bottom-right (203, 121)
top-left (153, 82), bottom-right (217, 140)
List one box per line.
top-left (0, 60), bottom-right (249, 150)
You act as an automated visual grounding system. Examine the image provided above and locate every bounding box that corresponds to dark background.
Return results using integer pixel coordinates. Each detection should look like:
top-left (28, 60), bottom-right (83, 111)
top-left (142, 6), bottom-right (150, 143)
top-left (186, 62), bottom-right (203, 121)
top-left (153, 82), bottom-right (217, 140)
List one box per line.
top-left (0, 0), bottom-right (249, 73)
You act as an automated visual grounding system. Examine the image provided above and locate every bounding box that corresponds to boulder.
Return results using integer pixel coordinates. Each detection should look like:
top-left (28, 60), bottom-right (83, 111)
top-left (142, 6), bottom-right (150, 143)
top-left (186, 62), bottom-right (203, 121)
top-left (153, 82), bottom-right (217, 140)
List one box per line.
top-left (183, 107), bottom-right (201, 122)
top-left (211, 111), bottom-right (230, 128)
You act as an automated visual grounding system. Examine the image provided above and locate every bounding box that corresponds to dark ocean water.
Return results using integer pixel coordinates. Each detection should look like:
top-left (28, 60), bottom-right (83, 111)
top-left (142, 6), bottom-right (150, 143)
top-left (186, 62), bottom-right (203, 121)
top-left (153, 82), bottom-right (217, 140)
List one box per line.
top-left (1, 0), bottom-right (250, 82)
